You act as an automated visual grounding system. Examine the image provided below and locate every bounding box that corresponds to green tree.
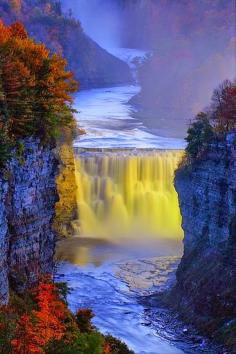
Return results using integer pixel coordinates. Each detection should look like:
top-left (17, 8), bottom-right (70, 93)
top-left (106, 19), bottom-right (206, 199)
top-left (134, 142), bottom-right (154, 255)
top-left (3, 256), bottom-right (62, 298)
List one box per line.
top-left (185, 112), bottom-right (214, 160)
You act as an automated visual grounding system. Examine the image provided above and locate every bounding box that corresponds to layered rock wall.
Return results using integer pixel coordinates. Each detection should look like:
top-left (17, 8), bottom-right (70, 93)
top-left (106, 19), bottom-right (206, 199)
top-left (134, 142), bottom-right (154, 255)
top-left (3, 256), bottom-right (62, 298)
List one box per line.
top-left (0, 139), bottom-right (58, 303)
top-left (0, 177), bottom-right (9, 303)
top-left (174, 141), bottom-right (236, 349)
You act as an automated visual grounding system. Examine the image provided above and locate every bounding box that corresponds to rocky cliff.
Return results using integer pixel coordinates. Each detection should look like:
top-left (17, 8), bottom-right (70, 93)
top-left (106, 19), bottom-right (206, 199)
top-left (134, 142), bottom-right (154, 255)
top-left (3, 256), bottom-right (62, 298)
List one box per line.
top-left (0, 177), bottom-right (9, 303)
top-left (174, 140), bottom-right (236, 350)
top-left (0, 139), bottom-right (58, 303)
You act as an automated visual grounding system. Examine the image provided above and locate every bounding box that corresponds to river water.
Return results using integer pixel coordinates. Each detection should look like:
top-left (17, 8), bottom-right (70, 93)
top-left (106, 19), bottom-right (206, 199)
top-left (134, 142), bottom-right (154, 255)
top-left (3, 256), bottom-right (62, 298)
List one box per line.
top-left (73, 85), bottom-right (184, 150)
top-left (56, 50), bottom-right (218, 353)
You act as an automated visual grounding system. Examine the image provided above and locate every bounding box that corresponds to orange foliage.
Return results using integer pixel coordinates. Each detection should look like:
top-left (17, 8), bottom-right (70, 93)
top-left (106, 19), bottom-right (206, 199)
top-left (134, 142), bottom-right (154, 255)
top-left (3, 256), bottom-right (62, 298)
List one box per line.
top-left (0, 20), bottom-right (78, 141)
top-left (9, 22), bottom-right (27, 39)
top-left (10, 0), bottom-right (22, 14)
top-left (211, 80), bottom-right (236, 132)
top-left (11, 277), bottom-right (68, 353)
top-left (103, 342), bottom-right (112, 354)
top-left (32, 281), bottom-right (67, 343)
top-left (12, 314), bottom-right (43, 354)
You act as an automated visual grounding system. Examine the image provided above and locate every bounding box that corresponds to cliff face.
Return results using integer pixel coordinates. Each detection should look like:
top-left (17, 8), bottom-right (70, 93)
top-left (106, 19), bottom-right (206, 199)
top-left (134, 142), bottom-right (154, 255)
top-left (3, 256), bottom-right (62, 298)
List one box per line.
top-left (0, 178), bottom-right (9, 303)
top-left (0, 139), bottom-right (58, 303)
top-left (174, 141), bottom-right (236, 350)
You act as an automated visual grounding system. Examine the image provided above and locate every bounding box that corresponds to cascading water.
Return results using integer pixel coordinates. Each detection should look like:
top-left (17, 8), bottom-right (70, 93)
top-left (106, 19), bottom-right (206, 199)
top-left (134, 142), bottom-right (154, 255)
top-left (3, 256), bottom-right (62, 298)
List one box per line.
top-left (74, 149), bottom-right (183, 240)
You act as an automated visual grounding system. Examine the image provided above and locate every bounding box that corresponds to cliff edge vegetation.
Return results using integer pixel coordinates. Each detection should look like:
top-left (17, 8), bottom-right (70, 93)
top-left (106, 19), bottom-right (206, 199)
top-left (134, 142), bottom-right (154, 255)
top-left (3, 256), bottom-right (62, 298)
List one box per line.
top-left (0, 20), bottom-right (78, 167)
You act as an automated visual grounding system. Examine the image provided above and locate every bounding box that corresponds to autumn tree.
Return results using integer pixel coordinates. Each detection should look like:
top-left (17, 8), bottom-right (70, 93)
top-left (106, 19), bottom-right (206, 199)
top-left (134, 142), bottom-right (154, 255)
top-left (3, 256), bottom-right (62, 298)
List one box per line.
top-left (0, 20), bottom-right (78, 144)
top-left (10, 0), bottom-right (22, 14)
top-left (32, 281), bottom-right (67, 344)
top-left (0, 277), bottom-right (134, 354)
top-left (12, 314), bottom-right (43, 354)
top-left (11, 278), bottom-right (68, 353)
top-left (210, 79), bottom-right (236, 132)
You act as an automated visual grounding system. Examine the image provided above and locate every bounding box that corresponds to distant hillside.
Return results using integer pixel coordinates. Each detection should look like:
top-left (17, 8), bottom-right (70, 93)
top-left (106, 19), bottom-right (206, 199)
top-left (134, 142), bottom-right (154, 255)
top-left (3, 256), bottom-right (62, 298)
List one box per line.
top-left (0, 0), bottom-right (132, 88)
top-left (59, 0), bottom-right (234, 135)
top-left (123, 0), bottom-right (235, 136)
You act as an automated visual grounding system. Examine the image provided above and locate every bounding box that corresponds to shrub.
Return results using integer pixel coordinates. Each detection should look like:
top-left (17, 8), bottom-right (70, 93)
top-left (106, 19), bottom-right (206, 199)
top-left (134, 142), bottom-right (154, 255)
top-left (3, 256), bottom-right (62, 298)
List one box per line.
top-left (76, 309), bottom-right (94, 333)
top-left (104, 335), bottom-right (134, 354)
top-left (0, 130), bottom-right (11, 168)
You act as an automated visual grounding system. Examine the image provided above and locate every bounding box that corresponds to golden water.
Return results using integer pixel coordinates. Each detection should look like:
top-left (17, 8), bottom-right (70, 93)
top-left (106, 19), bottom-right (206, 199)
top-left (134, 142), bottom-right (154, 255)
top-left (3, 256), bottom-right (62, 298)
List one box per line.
top-left (75, 150), bottom-right (183, 240)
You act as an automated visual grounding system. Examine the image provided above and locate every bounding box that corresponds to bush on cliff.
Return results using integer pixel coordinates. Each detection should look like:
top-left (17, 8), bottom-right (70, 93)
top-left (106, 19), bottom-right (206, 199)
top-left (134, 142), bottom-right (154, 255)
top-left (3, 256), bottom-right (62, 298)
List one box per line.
top-left (185, 112), bottom-right (214, 160)
top-left (184, 79), bottom-right (236, 162)
top-left (0, 20), bottom-right (78, 167)
top-left (0, 130), bottom-right (12, 167)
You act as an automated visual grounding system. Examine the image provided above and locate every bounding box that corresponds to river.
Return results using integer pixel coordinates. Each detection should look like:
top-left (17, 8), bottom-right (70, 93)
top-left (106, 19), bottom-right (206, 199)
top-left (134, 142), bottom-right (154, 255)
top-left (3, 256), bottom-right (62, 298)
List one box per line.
top-left (56, 50), bottom-right (218, 354)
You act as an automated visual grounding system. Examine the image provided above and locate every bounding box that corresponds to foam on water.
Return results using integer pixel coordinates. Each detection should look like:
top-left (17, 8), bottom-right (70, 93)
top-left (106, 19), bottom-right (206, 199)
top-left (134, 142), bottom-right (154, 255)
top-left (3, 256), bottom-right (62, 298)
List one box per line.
top-left (73, 85), bottom-right (185, 149)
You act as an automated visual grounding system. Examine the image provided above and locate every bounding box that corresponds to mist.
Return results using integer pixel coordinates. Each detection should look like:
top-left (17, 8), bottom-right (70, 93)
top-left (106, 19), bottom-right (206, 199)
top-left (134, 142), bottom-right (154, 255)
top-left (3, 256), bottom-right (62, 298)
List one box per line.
top-left (61, 0), bottom-right (122, 50)
top-left (61, 0), bottom-right (235, 134)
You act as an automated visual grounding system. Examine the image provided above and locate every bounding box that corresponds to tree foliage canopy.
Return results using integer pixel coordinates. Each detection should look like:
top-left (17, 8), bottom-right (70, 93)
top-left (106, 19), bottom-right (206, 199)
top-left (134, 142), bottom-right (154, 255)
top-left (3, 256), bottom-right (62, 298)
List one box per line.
top-left (210, 79), bottom-right (236, 132)
top-left (185, 112), bottom-right (214, 159)
top-left (185, 79), bottom-right (236, 161)
top-left (0, 20), bottom-right (78, 165)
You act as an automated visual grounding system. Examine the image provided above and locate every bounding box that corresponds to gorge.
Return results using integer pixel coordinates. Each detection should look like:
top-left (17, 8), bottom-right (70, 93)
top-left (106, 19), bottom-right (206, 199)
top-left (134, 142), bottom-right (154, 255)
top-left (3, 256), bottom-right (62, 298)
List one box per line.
top-left (55, 78), bottom-right (226, 353)
top-left (0, 1), bottom-right (235, 353)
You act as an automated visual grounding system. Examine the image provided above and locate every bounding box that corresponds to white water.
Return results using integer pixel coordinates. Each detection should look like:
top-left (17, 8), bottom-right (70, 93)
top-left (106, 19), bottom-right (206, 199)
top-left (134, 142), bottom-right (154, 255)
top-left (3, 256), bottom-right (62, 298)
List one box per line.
top-left (73, 85), bottom-right (185, 149)
top-left (73, 48), bottom-right (185, 150)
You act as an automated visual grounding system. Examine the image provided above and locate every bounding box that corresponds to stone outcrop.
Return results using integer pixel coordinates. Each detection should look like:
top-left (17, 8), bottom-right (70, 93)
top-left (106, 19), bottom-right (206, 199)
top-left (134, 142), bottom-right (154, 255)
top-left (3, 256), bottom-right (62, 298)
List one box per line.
top-left (54, 140), bottom-right (77, 237)
top-left (0, 139), bottom-right (58, 303)
top-left (173, 140), bottom-right (236, 350)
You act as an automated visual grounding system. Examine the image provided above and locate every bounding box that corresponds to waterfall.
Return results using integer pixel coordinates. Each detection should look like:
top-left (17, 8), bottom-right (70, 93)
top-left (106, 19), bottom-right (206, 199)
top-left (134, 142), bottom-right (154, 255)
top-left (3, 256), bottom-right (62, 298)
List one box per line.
top-left (74, 149), bottom-right (183, 240)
